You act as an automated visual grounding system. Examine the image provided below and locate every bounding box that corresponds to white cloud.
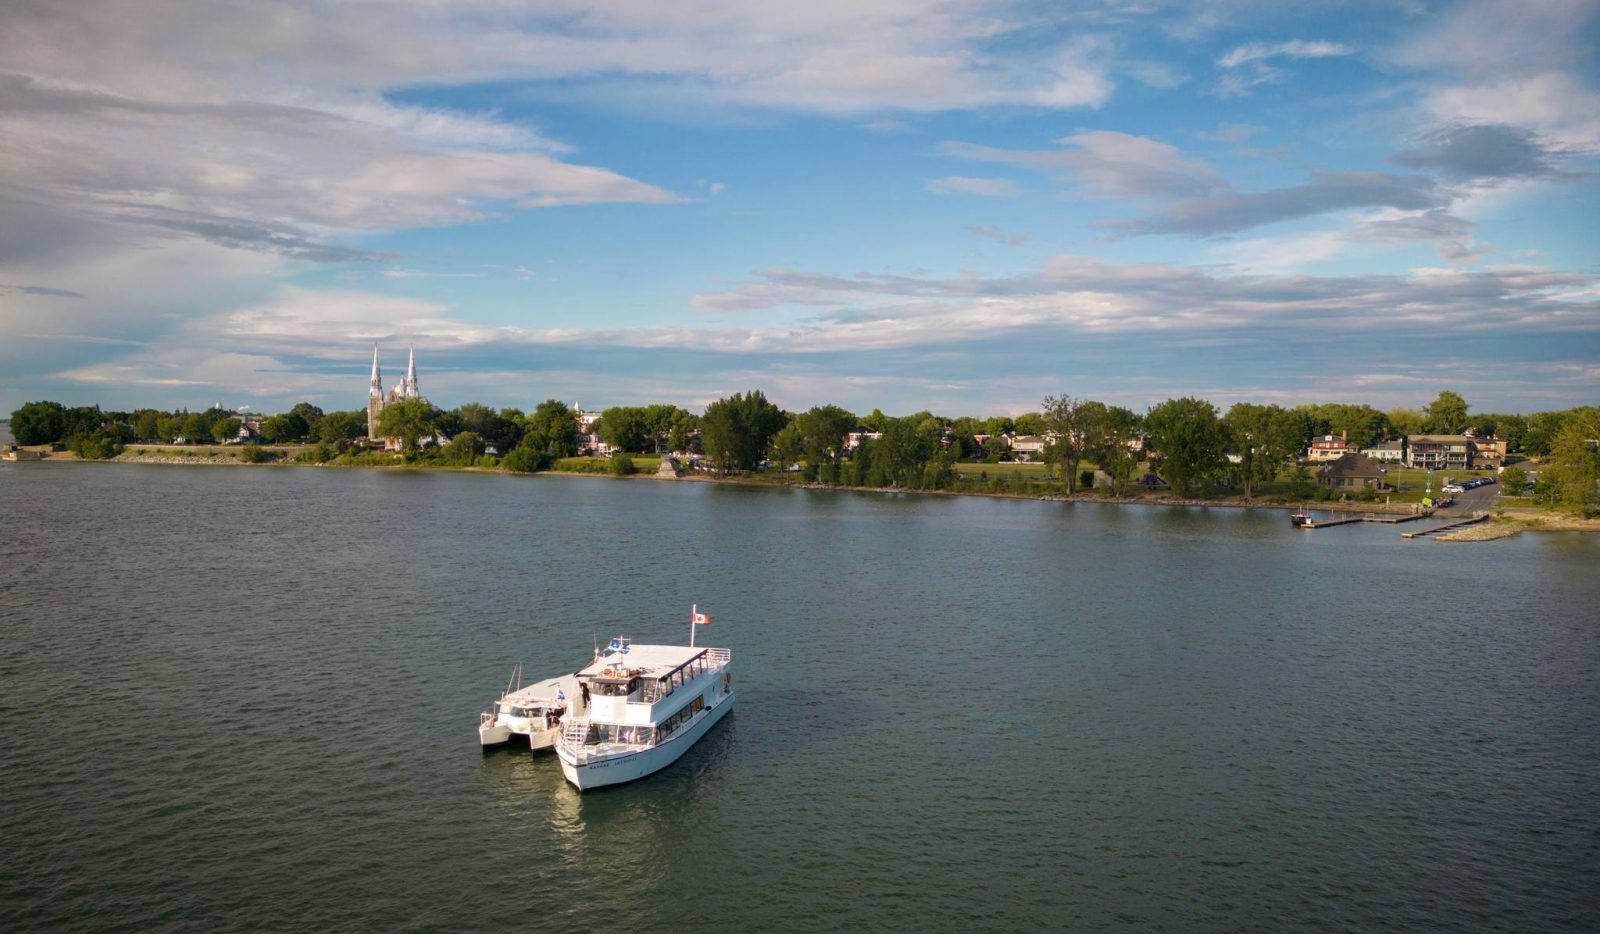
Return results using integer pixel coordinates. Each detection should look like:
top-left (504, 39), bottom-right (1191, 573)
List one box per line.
top-left (927, 176), bottom-right (1019, 197)
top-left (1217, 40), bottom-right (1354, 69)
top-left (940, 130), bottom-right (1223, 200)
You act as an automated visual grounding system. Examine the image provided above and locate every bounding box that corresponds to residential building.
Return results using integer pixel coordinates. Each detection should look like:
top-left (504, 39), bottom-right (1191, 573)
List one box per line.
top-left (1306, 433), bottom-right (1352, 462)
top-left (1362, 439), bottom-right (1406, 463)
top-left (1466, 431), bottom-right (1506, 467)
top-left (1408, 434), bottom-right (1472, 470)
top-left (1317, 453), bottom-right (1387, 490)
top-left (844, 430), bottom-right (883, 451)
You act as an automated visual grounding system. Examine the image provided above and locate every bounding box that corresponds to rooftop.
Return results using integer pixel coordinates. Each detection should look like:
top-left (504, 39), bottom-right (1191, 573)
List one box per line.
top-left (578, 643), bottom-right (712, 681)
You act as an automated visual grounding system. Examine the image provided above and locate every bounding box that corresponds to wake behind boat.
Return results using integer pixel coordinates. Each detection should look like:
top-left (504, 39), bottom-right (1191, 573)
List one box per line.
top-left (555, 608), bottom-right (733, 790)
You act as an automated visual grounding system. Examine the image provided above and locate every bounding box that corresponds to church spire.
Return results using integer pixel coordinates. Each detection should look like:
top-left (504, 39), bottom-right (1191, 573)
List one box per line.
top-left (404, 344), bottom-right (418, 398)
top-left (369, 345), bottom-right (382, 398)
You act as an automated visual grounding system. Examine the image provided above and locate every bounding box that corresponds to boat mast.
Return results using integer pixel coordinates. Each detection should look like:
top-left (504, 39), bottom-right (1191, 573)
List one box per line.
top-left (690, 603), bottom-right (697, 648)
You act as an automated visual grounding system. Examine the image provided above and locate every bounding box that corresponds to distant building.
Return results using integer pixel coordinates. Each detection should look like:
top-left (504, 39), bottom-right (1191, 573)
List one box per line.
top-left (366, 345), bottom-right (424, 441)
top-left (1362, 439), bottom-right (1406, 463)
top-left (844, 429), bottom-right (883, 452)
top-left (1465, 431), bottom-right (1506, 467)
top-left (1408, 434), bottom-right (1473, 470)
top-left (1306, 433), bottom-right (1352, 463)
top-left (1317, 453), bottom-right (1386, 490)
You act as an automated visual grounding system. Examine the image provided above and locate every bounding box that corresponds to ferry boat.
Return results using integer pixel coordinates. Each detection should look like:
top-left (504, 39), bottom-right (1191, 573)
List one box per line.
top-left (555, 627), bottom-right (733, 791)
top-left (478, 663), bottom-right (580, 750)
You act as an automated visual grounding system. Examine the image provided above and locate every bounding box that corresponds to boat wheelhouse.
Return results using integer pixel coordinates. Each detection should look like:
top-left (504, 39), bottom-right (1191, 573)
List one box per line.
top-left (478, 664), bottom-right (580, 750)
top-left (555, 638), bottom-right (733, 791)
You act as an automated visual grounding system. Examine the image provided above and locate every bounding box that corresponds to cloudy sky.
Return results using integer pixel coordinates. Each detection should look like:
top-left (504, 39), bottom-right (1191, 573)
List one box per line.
top-left (1, 0), bottom-right (1596, 417)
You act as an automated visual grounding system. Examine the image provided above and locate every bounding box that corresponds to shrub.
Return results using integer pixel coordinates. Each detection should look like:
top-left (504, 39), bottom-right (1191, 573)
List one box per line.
top-left (610, 453), bottom-right (637, 476)
top-left (502, 445), bottom-right (550, 473)
top-left (237, 444), bottom-right (269, 463)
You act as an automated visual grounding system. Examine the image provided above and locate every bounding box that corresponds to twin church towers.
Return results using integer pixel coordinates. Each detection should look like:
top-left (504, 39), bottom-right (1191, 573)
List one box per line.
top-left (366, 345), bottom-right (423, 440)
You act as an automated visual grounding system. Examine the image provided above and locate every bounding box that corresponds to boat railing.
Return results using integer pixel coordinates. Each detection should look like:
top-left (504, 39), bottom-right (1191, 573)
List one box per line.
top-left (705, 647), bottom-right (731, 666)
top-left (560, 719), bottom-right (591, 751)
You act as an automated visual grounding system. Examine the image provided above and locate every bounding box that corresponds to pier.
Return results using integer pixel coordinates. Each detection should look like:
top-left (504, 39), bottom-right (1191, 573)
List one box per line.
top-left (1294, 512), bottom-right (1429, 530)
top-left (1401, 514), bottom-right (1490, 539)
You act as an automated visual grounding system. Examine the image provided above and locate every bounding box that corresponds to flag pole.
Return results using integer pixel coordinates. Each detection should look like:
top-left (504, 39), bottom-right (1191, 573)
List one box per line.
top-left (690, 603), bottom-right (697, 648)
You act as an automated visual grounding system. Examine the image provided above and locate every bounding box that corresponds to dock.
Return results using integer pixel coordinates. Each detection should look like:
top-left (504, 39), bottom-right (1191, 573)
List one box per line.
top-left (1401, 514), bottom-right (1490, 539)
top-left (1297, 515), bottom-right (1364, 529)
top-left (1294, 512), bottom-right (1429, 530)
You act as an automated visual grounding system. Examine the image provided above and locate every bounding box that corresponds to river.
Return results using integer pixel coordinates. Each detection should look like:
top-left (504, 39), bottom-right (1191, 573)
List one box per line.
top-left (2, 462), bottom-right (1596, 930)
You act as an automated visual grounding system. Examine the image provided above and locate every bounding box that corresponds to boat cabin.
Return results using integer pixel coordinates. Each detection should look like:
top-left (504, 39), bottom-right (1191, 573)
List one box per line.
top-left (576, 644), bottom-right (722, 726)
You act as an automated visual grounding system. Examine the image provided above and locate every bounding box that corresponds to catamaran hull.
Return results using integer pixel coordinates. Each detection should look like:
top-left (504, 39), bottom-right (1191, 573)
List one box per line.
top-left (480, 721), bottom-right (561, 751)
top-left (558, 693), bottom-right (733, 791)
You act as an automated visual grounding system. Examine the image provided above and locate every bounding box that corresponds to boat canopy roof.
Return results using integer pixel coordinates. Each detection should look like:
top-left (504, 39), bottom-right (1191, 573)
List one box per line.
top-left (501, 673), bottom-right (580, 705)
top-left (578, 644), bottom-right (712, 683)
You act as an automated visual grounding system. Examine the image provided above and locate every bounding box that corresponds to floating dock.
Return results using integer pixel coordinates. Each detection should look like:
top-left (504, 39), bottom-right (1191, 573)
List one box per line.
top-left (1295, 512), bottom-right (1428, 529)
top-left (1401, 514), bottom-right (1490, 539)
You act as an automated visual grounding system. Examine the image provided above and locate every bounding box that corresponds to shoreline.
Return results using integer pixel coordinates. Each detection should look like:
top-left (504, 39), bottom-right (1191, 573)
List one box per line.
top-left (15, 448), bottom-right (1595, 536)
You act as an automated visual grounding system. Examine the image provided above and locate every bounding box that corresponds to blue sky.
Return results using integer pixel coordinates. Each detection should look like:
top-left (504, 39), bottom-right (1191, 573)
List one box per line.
top-left (1, 0), bottom-right (1595, 417)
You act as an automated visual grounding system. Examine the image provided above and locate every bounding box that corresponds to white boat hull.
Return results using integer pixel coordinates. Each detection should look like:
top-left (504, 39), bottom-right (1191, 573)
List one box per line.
top-left (558, 691), bottom-right (733, 790)
top-left (479, 721), bottom-right (513, 747)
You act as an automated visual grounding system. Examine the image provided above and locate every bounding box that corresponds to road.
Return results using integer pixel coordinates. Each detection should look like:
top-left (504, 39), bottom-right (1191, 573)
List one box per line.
top-left (1439, 481), bottom-right (1499, 515)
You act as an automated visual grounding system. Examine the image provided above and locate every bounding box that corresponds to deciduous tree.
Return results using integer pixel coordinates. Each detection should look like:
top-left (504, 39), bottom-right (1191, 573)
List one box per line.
top-left (701, 391), bottom-right (786, 473)
top-left (1223, 403), bottom-right (1301, 501)
top-left (1145, 397), bottom-right (1226, 497)
top-left (376, 398), bottom-right (438, 451)
top-left (1424, 391), bottom-right (1471, 434)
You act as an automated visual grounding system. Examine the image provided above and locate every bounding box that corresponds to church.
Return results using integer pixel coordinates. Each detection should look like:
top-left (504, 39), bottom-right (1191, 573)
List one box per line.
top-left (366, 345), bottom-right (424, 440)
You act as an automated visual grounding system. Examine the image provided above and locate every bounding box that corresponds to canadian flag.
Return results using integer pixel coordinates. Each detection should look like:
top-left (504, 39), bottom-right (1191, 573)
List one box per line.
top-left (693, 610), bottom-right (710, 626)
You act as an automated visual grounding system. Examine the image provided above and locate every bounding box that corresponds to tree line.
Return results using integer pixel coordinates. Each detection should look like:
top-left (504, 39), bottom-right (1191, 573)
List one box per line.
top-left (10, 390), bottom-right (1598, 514)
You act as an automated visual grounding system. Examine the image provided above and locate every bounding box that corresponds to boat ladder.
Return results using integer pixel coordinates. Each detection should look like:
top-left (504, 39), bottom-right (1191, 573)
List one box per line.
top-left (561, 719), bottom-right (590, 750)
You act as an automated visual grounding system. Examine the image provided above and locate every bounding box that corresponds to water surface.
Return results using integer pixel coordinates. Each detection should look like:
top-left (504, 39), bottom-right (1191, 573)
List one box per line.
top-left (2, 463), bottom-right (1596, 930)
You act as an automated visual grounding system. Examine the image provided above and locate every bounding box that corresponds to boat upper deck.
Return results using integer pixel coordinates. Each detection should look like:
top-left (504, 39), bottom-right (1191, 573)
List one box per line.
top-left (577, 644), bottom-right (728, 683)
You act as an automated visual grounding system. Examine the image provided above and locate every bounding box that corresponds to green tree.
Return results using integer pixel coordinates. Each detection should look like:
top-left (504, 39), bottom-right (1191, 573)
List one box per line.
top-left (449, 403), bottom-right (520, 451)
top-left (438, 431), bottom-right (486, 466)
top-left (1543, 407), bottom-right (1600, 515)
top-left (288, 403), bottom-right (324, 432)
top-left (597, 406), bottom-right (652, 452)
top-left (1089, 406), bottom-right (1142, 497)
top-left (1499, 465), bottom-right (1528, 493)
top-left (1145, 397), bottom-right (1226, 497)
top-left (1387, 407), bottom-right (1425, 438)
top-left (1423, 391), bottom-right (1471, 434)
top-left (9, 401), bottom-right (68, 444)
top-left (773, 404), bottom-right (856, 478)
top-left (860, 408), bottom-right (891, 432)
top-left (875, 415), bottom-right (943, 487)
top-left (260, 412), bottom-right (309, 443)
top-left (1041, 395), bottom-right (1103, 494)
top-left (131, 409), bottom-right (164, 441)
top-left (501, 444), bottom-right (549, 473)
top-left (1522, 410), bottom-right (1567, 457)
top-left (1013, 412), bottom-right (1046, 435)
top-left (701, 390), bottom-right (787, 473)
top-left (521, 400), bottom-right (579, 457)
top-left (68, 422), bottom-right (132, 459)
top-left (1223, 403), bottom-right (1301, 501)
top-left (315, 409), bottom-right (369, 443)
top-left (181, 412), bottom-right (214, 443)
top-left (610, 452), bottom-right (638, 475)
top-left (375, 398), bottom-right (438, 451)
